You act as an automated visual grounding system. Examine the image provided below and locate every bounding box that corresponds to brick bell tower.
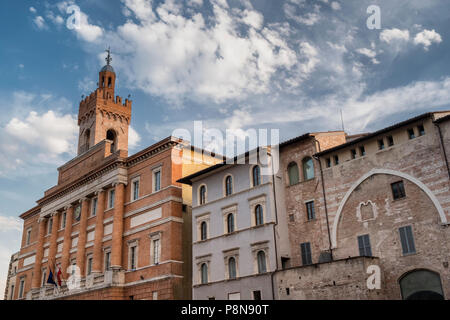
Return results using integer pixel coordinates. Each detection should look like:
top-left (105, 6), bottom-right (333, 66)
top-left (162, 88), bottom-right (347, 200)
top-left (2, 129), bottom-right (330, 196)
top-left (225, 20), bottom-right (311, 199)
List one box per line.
top-left (77, 48), bottom-right (132, 156)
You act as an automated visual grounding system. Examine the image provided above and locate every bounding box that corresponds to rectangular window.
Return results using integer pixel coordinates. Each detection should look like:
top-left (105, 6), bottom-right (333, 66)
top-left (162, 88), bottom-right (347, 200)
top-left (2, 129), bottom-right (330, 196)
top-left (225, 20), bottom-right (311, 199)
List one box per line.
top-left (91, 198), bottom-right (98, 217)
top-left (253, 291), bottom-right (262, 300)
top-left (132, 179), bottom-right (140, 201)
top-left (109, 189), bottom-right (115, 209)
top-left (407, 128), bottom-right (415, 139)
top-left (350, 149), bottom-right (357, 159)
top-left (42, 270), bottom-right (47, 286)
top-left (153, 239), bottom-right (161, 265)
top-left (399, 226), bottom-right (416, 255)
top-left (105, 251), bottom-right (111, 271)
top-left (47, 218), bottom-right (53, 235)
top-left (130, 246), bottom-right (136, 270)
top-left (87, 257), bottom-right (93, 275)
top-left (153, 170), bottom-right (161, 192)
top-left (359, 146), bottom-right (366, 156)
top-left (418, 124), bottom-right (425, 136)
top-left (391, 181), bottom-right (406, 200)
top-left (228, 292), bottom-right (241, 300)
top-left (333, 155), bottom-right (339, 165)
top-left (325, 158), bottom-right (331, 168)
top-left (378, 139), bottom-right (385, 150)
top-left (300, 242), bottom-right (312, 266)
top-left (26, 228), bottom-right (32, 246)
top-left (18, 279), bottom-right (25, 299)
top-left (387, 135), bottom-right (394, 147)
top-left (305, 201), bottom-right (315, 221)
top-left (10, 285), bottom-right (14, 300)
top-left (357, 234), bottom-right (372, 256)
top-left (152, 291), bottom-right (158, 300)
top-left (62, 212), bottom-right (66, 229)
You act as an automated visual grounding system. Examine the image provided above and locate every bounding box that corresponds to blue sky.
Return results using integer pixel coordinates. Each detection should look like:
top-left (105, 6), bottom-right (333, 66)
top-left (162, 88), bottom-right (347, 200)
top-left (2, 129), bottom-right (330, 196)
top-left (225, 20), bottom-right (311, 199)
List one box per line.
top-left (0, 0), bottom-right (450, 295)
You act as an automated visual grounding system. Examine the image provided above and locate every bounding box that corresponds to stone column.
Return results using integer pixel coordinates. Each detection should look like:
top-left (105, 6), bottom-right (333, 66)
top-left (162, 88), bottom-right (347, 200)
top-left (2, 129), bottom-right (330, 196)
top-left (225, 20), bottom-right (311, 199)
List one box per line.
top-left (92, 189), bottom-right (106, 273)
top-left (61, 206), bottom-right (73, 279)
top-left (31, 217), bottom-right (47, 289)
top-left (111, 183), bottom-right (125, 270)
top-left (75, 198), bottom-right (89, 277)
top-left (47, 212), bottom-right (60, 271)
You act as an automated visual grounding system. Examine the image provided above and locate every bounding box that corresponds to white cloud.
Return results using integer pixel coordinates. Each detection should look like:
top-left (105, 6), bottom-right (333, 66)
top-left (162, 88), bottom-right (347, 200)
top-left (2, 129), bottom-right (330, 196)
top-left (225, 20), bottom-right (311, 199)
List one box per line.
top-left (331, 1), bottom-right (341, 10)
top-left (0, 216), bottom-right (22, 232)
top-left (46, 11), bottom-right (64, 26)
top-left (299, 42), bottom-right (319, 74)
top-left (356, 47), bottom-right (379, 64)
top-left (33, 16), bottom-right (46, 29)
top-left (128, 126), bottom-right (142, 150)
top-left (380, 28), bottom-right (410, 44)
top-left (413, 29), bottom-right (442, 50)
top-left (29, 7), bottom-right (37, 14)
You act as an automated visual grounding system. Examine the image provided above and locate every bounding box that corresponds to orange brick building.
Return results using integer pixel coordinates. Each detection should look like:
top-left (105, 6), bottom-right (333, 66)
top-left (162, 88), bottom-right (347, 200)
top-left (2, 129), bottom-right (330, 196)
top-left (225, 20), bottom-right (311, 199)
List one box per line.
top-left (12, 54), bottom-right (217, 300)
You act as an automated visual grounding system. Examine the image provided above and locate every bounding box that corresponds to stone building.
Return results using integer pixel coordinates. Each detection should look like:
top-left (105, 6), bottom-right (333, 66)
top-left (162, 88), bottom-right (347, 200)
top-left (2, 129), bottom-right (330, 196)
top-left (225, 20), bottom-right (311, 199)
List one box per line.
top-left (4, 252), bottom-right (19, 300)
top-left (275, 111), bottom-right (450, 300)
top-left (178, 149), bottom-right (291, 300)
top-left (10, 53), bottom-right (217, 300)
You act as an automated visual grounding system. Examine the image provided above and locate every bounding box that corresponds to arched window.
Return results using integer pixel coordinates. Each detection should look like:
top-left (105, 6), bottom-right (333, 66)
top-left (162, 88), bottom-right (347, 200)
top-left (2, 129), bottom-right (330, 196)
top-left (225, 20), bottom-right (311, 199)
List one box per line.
top-left (225, 176), bottom-right (233, 196)
top-left (257, 251), bottom-right (266, 274)
top-left (227, 213), bottom-right (235, 233)
top-left (302, 157), bottom-right (315, 180)
top-left (200, 221), bottom-right (207, 241)
top-left (199, 185), bottom-right (207, 205)
top-left (252, 165), bottom-right (261, 187)
top-left (255, 205), bottom-right (264, 226)
top-left (201, 263), bottom-right (208, 284)
top-left (228, 257), bottom-right (237, 279)
top-left (399, 270), bottom-right (444, 300)
top-left (106, 129), bottom-right (117, 153)
top-left (287, 162), bottom-right (299, 185)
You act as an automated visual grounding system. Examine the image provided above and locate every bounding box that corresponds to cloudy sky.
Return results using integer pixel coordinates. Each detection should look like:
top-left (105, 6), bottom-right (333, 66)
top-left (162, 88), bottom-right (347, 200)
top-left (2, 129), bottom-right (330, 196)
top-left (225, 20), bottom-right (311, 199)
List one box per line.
top-left (0, 0), bottom-right (449, 296)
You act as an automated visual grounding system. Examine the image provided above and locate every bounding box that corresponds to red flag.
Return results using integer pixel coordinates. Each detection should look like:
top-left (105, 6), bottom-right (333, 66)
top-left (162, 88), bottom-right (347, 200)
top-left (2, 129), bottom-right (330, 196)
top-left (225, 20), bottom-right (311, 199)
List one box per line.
top-left (57, 267), bottom-right (62, 286)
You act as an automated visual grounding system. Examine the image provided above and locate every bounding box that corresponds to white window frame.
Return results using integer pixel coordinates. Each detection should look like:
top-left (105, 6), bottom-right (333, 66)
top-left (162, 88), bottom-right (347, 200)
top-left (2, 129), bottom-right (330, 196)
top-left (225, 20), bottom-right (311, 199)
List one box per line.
top-left (108, 189), bottom-right (115, 209)
top-left (222, 205), bottom-right (237, 234)
top-left (41, 268), bottom-right (47, 287)
top-left (249, 195), bottom-right (267, 227)
top-left (195, 255), bottom-right (211, 285)
top-left (47, 217), bottom-right (53, 235)
top-left (196, 213), bottom-right (211, 242)
top-left (127, 240), bottom-right (139, 271)
top-left (150, 232), bottom-right (162, 265)
top-left (131, 177), bottom-right (140, 202)
top-left (86, 254), bottom-right (93, 276)
top-left (18, 278), bottom-right (25, 299)
top-left (152, 167), bottom-right (162, 193)
top-left (91, 197), bottom-right (98, 217)
top-left (223, 248), bottom-right (239, 280)
top-left (223, 174), bottom-right (234, 197)
top-left (251, 241), bottom-right (269, 274)
top-left (25, 227), bottom-right (32, 246)
top-left (198, 184), bottom-right (207, 205)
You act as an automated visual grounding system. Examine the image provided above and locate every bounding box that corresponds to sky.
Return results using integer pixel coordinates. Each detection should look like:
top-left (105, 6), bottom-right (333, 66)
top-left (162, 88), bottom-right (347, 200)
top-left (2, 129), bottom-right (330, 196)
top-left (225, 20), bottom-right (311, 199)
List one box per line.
top-left (0, 0), bottom-right (450, 297)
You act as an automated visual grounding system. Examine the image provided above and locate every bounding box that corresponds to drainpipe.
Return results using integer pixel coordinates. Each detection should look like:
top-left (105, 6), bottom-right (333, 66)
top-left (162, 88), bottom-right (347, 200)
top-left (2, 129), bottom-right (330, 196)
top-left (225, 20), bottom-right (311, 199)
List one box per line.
top-left (269, 147), bottom-right (279, 300)
top-left (313, 139), bottom-right (333, 261)
top-left (434, 121), bottom-right (450, 180)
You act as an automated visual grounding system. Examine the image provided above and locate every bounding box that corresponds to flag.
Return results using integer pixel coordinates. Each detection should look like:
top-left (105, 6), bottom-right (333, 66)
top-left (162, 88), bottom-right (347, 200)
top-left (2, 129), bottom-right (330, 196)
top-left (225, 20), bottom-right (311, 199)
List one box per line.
top-left (47, 268), bottom-right (57, 287)
top-left (56, 267), bottom-right (62, 287)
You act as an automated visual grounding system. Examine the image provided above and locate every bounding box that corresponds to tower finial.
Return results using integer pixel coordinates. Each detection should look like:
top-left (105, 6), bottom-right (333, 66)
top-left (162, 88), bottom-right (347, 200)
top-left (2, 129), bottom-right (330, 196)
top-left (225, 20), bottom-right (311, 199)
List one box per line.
top-left (105, 47), bottom-right (112, 66)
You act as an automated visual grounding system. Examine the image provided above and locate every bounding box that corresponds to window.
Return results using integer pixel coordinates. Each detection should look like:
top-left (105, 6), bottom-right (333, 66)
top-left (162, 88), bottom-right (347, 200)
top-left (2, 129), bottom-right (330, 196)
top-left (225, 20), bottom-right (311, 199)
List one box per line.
top-left (255, 204), bottom-right (264, 226)
top-left (87, 256), bottom-right (93, 275)
top-left (391, 181), bottom-right (406, 200)
top-left (47, 218), bottom-right (53, 235)
top-left (225, 175), bottom-right (233, 196)
top-left (333, 155), bottom-right (339, 165)
top-left (387, 135), bottom-right (394, 147)
top-left (200, 221), bottom-right (207, 241)
top-left (252, 165), bottom-right (261, 187)
top-left (152, 239), bottom-right (160, 265)
top-left (18, 278), bottom-right (25, 299)
top-left (228, 257), bottom-right (237, 279)
top-left (152, 291), bottom-right (158, 300)
top-left (357, 234), bottom-right (372, 256)
top-left (306, 201), bottom-right (315, 221)
top-left (399, 226), bottom-right (416, 255)
top-left (325, 158), bottom-right (331, 168)
top-left (378, 139), bottom-right (385, 150)
top-left (359, 146), bottom-right (366, 156)
top-left (253, 290), bottom-right (262, 300)
top-left (228, 292), bottom-right (241, 300)
top-left (153, 169), bottom-right (161, 192)
top-left (109, 189), bottom-right (115, 209)
top-left (227, 213), bottom-right (235, 233)
top-left (107, 129), bottom-right (117, 153)
top-left (105, 251), bottom-right (111, 271)
top-left (287, 162), bottom-right (299, 185)
top-left (302, 157), bottom-right (315, 180)
top-left (351, 149), bottom-right (357, 159)
top-left (257, 251), bottom-right (267, 274)
top-left (74, 204), bottom-right (81, 222)
top-left (129, 246), bottom-right (137, 270)
top-left (91, 198), bottom-right (98, 217)
top-left (26, 228), bottom-right (32, 246)
top-left (61, 212), bottom-right (66, 229)
top-left (42, 269), bottom-right (47, 286)
top-left (301, 242), bottom-right (312, 266)
top-left (201, 263), bottom-right (208, 284)
top-left (10, 285), bottom-right (14, 300)
top-left (132, 179), bottom-right (140, 201)
top-left (199, 185), bottom-right (206, 205)
top-left (418, 125), bottom-right (425, 136)
top-left (407, 128), bottom-right (415, 139)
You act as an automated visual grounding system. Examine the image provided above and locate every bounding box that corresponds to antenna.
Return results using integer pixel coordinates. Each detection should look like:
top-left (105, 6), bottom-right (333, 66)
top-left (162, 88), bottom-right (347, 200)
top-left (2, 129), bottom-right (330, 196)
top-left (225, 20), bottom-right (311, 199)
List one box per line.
top-left (105, 47), bottom-right (112, 65)
top-left (340, 109), bottom-right (345, 132)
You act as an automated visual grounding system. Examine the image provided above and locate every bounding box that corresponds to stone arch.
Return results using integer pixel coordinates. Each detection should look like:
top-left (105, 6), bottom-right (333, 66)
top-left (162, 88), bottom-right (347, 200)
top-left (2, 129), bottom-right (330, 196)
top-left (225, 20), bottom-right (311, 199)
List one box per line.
top-left (331, 168), bottom-right (447, 248)
top-left (399, 269), bottom-right (444, 300)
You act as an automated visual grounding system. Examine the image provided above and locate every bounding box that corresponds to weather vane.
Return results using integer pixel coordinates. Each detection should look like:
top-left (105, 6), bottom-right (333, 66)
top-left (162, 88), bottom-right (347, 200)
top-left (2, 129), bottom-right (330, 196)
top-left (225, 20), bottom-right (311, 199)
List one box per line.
top-left (105, 47), bottom-right (112, 65)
